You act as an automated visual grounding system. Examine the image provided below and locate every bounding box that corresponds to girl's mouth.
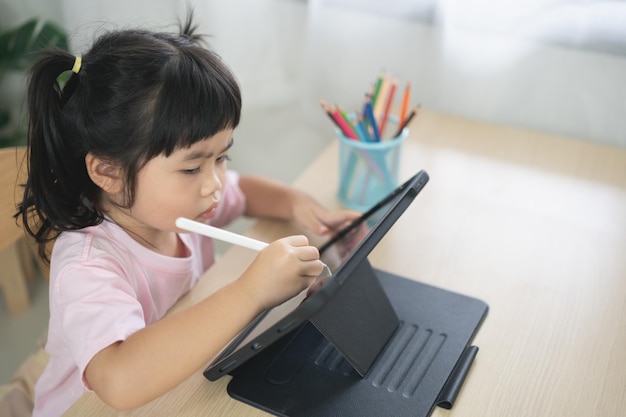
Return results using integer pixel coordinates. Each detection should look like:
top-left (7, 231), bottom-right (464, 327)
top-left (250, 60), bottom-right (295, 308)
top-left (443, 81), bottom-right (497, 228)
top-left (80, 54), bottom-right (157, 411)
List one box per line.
top-left (199, 205), bottom-right (218, 220)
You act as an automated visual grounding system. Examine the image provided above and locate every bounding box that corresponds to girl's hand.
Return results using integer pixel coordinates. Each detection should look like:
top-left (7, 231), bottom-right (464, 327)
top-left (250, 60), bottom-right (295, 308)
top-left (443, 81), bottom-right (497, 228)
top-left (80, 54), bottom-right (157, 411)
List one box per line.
top-left (238, 235), bottom-right (323, 310)
top-left (238, 176), bottom-right (360, 235)
top-left (291, 192), bottom-right (361, 236)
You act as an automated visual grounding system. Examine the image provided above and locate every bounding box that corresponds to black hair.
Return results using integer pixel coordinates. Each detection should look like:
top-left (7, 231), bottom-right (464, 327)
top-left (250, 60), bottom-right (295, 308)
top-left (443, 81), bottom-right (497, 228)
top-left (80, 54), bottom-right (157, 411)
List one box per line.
top-left (17, 14), bottom-right (242, 262)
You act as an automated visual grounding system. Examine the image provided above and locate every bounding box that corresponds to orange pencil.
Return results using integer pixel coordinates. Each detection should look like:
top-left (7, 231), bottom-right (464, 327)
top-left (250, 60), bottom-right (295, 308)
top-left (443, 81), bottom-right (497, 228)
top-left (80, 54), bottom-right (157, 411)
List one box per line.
top-left (378, 78), bottom-right (397, 138)
top-left (399, 81), bottom-right (411, 125)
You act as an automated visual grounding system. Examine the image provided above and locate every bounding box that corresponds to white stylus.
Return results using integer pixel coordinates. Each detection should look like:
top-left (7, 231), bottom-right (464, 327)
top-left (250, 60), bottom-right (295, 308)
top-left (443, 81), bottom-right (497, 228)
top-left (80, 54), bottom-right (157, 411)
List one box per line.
top-left (176, 217), bottom-right (268, 251)
top-left (175, 217), bottom-right (332, 277)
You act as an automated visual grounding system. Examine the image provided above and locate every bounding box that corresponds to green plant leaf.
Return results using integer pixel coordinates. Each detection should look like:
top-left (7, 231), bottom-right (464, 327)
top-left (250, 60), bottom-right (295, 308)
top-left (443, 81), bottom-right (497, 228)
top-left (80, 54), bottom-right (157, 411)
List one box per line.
top-left (20, 22), bottom-right (69, 69)
top-left (4, 19), bottom-right (38, 70)
top-left (0, 18), bottom-right (68, 148)
top-left (0, 31), bottom-right (11, 65)
top-left (0, 18), bottom-right (69, 72)
top-left (0, 109), bottom-right (10, 128)
top-left (33, 21), bottom-right (69, 51)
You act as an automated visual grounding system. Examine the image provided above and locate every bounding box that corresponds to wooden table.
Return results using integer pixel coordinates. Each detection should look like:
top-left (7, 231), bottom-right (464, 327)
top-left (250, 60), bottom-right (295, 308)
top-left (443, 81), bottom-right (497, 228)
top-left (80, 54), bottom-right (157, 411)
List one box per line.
top-left (64, 110), bottom-right (626, 417)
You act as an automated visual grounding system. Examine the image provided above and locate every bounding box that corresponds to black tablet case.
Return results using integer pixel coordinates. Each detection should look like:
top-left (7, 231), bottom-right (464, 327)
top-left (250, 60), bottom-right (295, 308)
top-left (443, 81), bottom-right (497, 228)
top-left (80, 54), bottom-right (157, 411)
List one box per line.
top-left (226, 259), bottom-right (488, 417)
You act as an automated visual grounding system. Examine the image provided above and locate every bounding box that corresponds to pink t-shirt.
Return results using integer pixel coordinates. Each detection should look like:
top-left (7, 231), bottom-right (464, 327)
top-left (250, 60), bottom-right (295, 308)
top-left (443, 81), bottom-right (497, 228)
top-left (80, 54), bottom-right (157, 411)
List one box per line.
top-left (32, 171), bottom-right (246, 417)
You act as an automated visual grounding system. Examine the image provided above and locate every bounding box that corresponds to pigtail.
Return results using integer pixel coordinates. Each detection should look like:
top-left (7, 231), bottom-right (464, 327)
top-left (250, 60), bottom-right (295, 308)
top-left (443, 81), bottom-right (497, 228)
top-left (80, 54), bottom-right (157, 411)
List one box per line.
top-left (19, 50), bottom-right (101, 262)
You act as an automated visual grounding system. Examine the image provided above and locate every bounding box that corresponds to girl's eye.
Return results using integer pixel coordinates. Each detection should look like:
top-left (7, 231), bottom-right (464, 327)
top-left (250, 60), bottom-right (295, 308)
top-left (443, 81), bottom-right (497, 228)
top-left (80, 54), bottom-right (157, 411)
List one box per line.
top-left (217, 154), bottom-right (232, 163)
top-left (182, 154), bottom-right (230, 174)
top-left (182, 167), bottom-right (201, 175)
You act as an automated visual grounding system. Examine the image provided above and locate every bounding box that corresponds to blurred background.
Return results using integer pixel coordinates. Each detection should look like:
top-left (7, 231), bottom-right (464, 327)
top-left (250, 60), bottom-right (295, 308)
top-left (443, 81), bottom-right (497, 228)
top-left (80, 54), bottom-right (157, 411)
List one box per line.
top-left (1, 0), bottom-right (625, 384)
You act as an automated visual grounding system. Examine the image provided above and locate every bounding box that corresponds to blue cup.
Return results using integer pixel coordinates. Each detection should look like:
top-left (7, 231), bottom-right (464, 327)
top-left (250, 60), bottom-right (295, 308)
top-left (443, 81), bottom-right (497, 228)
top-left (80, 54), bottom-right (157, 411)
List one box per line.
top-left (336, 119), bottom-right (408, 212)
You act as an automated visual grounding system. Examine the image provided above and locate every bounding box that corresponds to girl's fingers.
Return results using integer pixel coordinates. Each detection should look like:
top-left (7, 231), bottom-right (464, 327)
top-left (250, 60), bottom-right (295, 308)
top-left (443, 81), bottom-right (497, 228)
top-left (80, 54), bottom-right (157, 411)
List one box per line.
top-left (282, 234), bottom-right (310, 247)
top-left (312, 209), bottom-right (362, 235)
top-left (272, 235), bottom-right (324, 276)
top-left (278, 235), bottom-right (320, 261)
top-left (301, 260), bottom-right (325, 278)
top-left (297, 246), bottom-right (321, 262)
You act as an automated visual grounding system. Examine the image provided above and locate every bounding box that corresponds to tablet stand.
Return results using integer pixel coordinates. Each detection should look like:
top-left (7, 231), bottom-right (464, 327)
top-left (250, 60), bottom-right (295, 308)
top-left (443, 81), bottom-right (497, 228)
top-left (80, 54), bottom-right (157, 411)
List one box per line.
top-left (308, 258), bottom-right (400, 376)
top-left (227, 259), bottom-right (488, 417)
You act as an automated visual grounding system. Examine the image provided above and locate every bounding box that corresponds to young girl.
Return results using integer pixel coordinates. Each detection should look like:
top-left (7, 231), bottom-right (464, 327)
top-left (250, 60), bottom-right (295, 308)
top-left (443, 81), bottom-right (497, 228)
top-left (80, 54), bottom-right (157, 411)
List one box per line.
top-left (18, 16), bottom-right (358, 417)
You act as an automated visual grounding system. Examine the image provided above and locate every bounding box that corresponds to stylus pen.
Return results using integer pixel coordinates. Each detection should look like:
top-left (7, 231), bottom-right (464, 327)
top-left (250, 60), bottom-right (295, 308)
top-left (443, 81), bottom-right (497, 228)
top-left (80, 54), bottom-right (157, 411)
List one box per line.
top-left (176, 217), bottom-right (268, 251)
top-left (175, 217), bottom-right (332, 276)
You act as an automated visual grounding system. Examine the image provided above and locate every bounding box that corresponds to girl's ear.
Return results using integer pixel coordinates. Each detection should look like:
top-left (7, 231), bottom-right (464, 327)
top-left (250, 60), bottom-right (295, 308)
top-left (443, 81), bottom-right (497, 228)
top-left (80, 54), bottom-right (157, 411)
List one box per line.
top-left (85, 153), bottom-right (123, 194)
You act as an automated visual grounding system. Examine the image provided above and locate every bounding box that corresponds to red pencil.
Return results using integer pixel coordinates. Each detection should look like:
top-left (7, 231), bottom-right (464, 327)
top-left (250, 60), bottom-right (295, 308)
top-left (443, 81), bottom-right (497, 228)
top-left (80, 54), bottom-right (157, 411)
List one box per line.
top-left (320, 99), bottom-right (357, 140)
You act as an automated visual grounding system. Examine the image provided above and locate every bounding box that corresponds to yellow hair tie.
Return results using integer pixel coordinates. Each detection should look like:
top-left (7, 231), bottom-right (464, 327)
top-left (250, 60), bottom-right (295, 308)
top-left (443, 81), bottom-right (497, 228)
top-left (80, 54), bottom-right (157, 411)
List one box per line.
top-left (72, 56), bottom-right (82, 74)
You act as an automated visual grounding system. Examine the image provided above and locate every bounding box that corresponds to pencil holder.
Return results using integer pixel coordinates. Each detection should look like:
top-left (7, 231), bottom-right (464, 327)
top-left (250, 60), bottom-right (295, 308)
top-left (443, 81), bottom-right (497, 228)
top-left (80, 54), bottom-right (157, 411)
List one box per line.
top-left (336, 121), bottom-right (408, 212)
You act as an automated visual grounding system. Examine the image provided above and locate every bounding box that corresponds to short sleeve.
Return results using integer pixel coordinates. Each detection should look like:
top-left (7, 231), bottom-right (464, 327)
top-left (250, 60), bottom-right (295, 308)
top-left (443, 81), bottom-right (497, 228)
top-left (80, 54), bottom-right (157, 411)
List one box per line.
top-left (54, 261), bottom-right (146, 389)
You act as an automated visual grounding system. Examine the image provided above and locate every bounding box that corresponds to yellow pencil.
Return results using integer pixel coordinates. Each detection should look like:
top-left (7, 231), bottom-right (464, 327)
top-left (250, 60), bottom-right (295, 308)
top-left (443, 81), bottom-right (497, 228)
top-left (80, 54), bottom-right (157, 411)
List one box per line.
top-left (373, 73), bottom-right (390, 119)
top-left (378, 78), bottom-right (397, 138)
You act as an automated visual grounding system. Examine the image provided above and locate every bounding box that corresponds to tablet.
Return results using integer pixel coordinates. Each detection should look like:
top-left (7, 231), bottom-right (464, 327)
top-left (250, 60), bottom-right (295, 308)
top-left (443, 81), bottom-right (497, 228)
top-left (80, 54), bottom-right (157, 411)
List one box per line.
top-left (203, 170), bottom-right (429, 381)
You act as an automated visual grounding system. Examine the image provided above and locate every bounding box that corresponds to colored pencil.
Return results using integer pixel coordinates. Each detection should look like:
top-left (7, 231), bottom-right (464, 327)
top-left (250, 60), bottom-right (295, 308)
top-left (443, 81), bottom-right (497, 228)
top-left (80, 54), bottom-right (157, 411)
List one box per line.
top-left (392, 105), bottom-right (420, 138)
top-left (320, 100), bottom-right (355, 140)
top-left (370, 72), bottom-right (384, 109)
top-left (332, 109), bottom-right (358, 140)
top-left (373, 75), bottom-right (389, 119)
top-left (356, 113), bottom-right (372, 142)
top-left (319, 99), bottom-right (338, 126)
top-left (337, 104), bottom-right (361, 140)
top-left (378, 78), bottom-right (397, 138)
top-left (399, 81), bottom-right (411, 125)
top-left (364, 99), bottom-right (381, 142)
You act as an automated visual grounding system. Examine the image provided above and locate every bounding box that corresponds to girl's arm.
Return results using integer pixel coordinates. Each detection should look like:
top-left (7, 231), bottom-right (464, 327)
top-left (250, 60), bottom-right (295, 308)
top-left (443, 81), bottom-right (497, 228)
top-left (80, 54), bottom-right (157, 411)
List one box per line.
top-left (85, 235), bottom-right (321, 410)
top-left (239, 175), bottom-right (360, 235)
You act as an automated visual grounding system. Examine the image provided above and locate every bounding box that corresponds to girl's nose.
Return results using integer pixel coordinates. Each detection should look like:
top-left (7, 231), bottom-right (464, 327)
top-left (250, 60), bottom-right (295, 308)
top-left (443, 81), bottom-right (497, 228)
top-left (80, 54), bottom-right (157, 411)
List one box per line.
top-left (201, 167), bottom-right (222, 197)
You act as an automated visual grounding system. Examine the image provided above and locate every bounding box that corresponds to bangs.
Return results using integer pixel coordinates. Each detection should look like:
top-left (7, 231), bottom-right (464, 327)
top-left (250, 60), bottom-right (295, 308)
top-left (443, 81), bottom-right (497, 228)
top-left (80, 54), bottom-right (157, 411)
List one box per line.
top-left (145, 47), bottom-right (241, 158)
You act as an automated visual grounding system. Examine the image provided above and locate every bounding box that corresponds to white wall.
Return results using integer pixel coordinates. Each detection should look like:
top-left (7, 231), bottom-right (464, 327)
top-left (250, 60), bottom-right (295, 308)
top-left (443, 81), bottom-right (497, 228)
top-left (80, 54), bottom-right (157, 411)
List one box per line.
top-left (56, 0), bottom-right (307, 110)
top-left (305, 0), bottom-right (626, 147)
top-left (2, 0), bottom-right (625, 147)
top-left (1, 0), bottom-right (308, 113)
top-left (0, 0), bottom-right (63, 27)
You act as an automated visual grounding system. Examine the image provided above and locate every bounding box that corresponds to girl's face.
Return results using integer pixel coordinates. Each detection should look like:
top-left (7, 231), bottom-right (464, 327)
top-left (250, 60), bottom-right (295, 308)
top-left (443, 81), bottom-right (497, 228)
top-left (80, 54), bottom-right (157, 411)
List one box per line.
top-left (113, 129), bottom-right (234, 253)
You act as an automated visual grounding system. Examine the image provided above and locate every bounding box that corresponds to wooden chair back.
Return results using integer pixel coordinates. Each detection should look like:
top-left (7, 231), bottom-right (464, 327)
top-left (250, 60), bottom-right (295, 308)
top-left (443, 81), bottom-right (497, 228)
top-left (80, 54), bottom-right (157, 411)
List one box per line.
top-left (0, 146), bottom-right (50, 314)
top-left (0, 147), bottom-right (27, 253)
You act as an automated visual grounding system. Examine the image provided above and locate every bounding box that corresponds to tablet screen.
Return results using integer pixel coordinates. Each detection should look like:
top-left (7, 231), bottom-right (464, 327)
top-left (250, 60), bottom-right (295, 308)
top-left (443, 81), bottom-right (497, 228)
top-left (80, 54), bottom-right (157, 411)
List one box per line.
top-left (306, 177), bottom-right (413, 296)
top-left (204, 170), bottom-right (429, 380)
